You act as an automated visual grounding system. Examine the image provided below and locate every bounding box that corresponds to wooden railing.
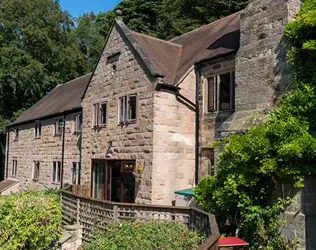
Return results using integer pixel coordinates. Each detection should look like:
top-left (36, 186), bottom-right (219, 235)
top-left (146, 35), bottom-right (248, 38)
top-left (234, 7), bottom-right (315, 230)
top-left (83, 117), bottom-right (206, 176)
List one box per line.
top-left (61, 188), bottom-right (220, 250)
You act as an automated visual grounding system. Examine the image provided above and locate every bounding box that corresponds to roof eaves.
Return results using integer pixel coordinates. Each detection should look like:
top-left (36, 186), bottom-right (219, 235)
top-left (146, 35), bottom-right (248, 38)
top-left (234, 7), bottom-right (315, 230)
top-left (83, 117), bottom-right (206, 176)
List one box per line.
top-left (115, 18), bottom-right (165, 78)
top-left (9, 107), bottom-right (82, 128)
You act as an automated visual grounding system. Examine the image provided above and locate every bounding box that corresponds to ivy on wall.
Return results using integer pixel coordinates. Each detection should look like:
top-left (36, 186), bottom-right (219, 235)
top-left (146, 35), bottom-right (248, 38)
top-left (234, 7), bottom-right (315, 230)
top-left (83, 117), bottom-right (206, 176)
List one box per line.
top-left (195, 1), bottom-right (316, 249)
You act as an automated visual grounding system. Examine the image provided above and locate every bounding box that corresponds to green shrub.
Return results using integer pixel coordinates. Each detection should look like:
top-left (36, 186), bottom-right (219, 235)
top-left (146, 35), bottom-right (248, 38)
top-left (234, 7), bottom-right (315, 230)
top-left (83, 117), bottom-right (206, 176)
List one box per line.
top-left (84, 221), bottom-right (205, 250)
top-left (0, 190), bottom-right (62, 250)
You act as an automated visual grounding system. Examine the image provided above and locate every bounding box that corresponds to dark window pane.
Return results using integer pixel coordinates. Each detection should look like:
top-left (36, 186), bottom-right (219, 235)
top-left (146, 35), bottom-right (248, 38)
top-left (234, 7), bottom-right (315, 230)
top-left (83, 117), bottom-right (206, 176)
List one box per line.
top-left (53, 162), bottom-right (56, 182)
top-left (78, 114), bottom-right (82, 131)
top-left (57, 162), bottom-right (61, 183)
top-left (39, 123), bottom-right (42, 137)
top-left (219, 73), bottom-right (231, 110)
top-left (128, 95), bottom-right (137, 120)
top-left (78, 163), bottom-right (81, 185)
top-left (208, 77), bottom-right (216, 112)
top-left (72, 163), bottom-right (77, 185)
top-left (100, 103), bottom-right (107, 125)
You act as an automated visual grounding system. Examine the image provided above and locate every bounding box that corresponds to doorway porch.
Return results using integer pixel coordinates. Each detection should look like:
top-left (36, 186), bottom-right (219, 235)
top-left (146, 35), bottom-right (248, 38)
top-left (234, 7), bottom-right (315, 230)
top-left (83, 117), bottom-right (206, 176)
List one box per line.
top-left (91, 160), bottom-right (136, 203)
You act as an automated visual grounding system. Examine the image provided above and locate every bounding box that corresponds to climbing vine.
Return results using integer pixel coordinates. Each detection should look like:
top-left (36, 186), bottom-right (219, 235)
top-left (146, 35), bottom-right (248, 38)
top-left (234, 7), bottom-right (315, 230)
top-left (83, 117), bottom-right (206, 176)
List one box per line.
top-left (195, 1), bottom-right (316, 249)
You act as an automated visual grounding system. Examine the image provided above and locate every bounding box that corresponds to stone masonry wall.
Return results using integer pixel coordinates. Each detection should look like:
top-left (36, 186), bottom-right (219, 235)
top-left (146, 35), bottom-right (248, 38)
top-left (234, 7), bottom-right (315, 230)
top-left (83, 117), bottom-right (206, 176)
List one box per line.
top-left (272, 176), bottom-right (316, 250)
top-left (8, 114), bottom-right (81, 190)
top-left (198, 56), bottom-right (235, 178)
top-left (198, 0), bottom-right (301, 179)
top-left (81, 25), bottom-right (157, 204)
top-left (152, 70), bottom-right (196, 205)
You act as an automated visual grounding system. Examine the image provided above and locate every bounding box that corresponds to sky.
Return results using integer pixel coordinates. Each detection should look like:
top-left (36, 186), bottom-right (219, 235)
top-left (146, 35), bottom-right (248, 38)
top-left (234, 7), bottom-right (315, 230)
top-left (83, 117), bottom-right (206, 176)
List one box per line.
top-left (59, 0), bottom-right (121, 17)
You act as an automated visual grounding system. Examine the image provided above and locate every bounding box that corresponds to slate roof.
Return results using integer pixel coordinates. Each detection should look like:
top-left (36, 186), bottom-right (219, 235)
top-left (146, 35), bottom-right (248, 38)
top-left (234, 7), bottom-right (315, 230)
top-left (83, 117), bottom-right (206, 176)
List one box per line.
top-left (11, 12), bottom-right (240, 126)
top-left (11, 73), bottom-right (92, 126)
top-left (128, 12), bottom-right (240, 85)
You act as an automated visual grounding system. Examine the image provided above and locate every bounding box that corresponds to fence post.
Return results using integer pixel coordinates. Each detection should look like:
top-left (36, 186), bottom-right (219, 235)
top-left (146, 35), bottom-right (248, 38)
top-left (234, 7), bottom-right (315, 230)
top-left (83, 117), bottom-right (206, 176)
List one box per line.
top-left (77, 197), bottom-right (80, 224)
top-left (114, 205), bottom-right (119, 222)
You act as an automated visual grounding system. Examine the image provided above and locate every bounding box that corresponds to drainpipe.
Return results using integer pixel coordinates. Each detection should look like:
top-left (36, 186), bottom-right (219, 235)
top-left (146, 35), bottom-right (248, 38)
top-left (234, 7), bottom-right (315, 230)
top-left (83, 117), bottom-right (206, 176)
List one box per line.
top-left (5, 129), bottom-right (9, 180)
top-left (195, 64), bottom-right (201, 186)
top-left (78, 130), bottom-right (82, 185)
top-left (60, 115), bottom-right (66, 188)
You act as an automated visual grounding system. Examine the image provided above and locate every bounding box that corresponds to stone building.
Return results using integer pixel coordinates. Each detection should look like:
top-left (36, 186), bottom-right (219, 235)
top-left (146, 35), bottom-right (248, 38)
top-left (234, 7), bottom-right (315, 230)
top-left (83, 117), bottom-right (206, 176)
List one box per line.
top-left (4, 0), bottom-right (303, 210)
top-left (5, 74), bottom-right (91, 191)
top-left (5, 0), bottom-right (315, 248)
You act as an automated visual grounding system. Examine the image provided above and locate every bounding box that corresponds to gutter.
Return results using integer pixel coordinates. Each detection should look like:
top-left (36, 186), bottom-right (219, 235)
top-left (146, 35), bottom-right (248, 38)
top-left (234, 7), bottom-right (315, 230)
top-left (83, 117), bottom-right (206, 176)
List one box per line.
top-left (8, 108), bottom-right (82, 128)
top-left (60, 115), bottom-right (66, 188)
top-left (194, 64), bottom-right (201, 186)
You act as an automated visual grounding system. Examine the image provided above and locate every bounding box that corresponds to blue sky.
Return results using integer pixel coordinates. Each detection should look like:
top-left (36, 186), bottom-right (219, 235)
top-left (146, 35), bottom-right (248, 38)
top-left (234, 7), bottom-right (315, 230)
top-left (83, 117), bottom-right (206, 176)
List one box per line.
top-left (59, 0), bottom-right (121, 17)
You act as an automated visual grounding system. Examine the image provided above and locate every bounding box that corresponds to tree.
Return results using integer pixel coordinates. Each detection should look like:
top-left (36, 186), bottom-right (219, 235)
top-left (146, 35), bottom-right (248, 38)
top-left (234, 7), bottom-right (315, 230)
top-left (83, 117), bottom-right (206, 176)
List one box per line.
top-left (72, 12), bottom-right (106, 70)
top-left (0, 0), bottom-right (88, 131)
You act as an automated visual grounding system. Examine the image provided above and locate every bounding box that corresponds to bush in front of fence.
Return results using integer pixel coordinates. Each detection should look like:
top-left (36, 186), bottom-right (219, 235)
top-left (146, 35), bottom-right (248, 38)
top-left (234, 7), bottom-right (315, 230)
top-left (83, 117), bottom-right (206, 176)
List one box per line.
top-left (0, 189), bottom-right (62, 250)
top-left (84, 221), bottom-right (206, 250)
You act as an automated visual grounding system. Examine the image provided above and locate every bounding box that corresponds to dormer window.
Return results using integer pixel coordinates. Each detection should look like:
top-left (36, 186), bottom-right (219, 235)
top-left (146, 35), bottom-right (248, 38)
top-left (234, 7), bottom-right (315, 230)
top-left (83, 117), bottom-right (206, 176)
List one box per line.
top-left (206, 71), bottom-right (235, 112)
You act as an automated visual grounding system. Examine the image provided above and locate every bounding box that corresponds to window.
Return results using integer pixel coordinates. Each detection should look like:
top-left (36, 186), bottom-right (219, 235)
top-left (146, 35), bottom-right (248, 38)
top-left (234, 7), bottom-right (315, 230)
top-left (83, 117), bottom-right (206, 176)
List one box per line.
top-left (206, 71), bottom-right (235, 112)
top-left (54, 119), bottom-right (63, 135)
top-left (32, 161), bottom-right (40, 181)
top-left (73, 114), bottom-right (82, 134)
top-left (12, 160), bottom-right (17, 177)
top-left (72, 162), bottom-right (81, 185)
top-left (13, 128), bottom-right (19, 141)
top-left (118, 95), bottom-right (137, 124)
top-left (100, 103), bottom-right (107, 125)
top-left (92, 102), bottom-right (107, 128)
top-left (35, 121), bottom-right (42, 138)
top-left (92, 103), bottom-right (99, 128)
top-left (52, 161), bottom-right (61, 184)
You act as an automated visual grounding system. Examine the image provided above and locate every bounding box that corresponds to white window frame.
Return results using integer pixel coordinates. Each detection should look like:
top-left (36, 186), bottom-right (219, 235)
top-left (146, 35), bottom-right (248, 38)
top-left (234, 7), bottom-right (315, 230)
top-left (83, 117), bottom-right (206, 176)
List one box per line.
top-left (13, 128), bottom-right (19, 141)
top-left (92, 103), bottom-right (99, 128)
top-left (118, 94), bottom-right (137, 124)
top-left (73, 113), bottom-right (82, 134)
top-left (35, 121), bottom-right (42, 138)
top-left (92, 102), bottom-right (108, 128)
top-left (32, 161), bottom-right (40, 181)
top-left (205, 70), bottom-right (235, 113)
top-left (54, 119), bottom-right (63, 136)
top-left (72, 162), bottom-right (81, 185)
top-left (12, 160), bottom-right (17, 177)
top-left (52, 161), bottom-right (61, 184)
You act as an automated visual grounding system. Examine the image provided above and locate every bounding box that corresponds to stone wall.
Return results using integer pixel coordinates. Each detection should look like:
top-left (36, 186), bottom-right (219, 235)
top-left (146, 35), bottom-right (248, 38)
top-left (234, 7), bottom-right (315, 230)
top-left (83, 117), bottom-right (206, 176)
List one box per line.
top-left (81, 24), bottom-right (157, 204)
top-left (272, 176), bottom-right (316, 250)
top-left (152, 70), bottom-right (196, 205)
top-left (198, 0), bottom-right (301, 178)
top-left (7, 114), bottom-right (81, 190)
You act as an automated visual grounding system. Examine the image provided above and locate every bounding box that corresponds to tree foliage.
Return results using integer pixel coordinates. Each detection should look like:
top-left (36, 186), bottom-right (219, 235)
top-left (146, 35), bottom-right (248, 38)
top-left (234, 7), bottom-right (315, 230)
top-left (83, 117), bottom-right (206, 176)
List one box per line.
top-left (195, 1), bottom-right (316, 249)
top-left (0, 0), bottom-right (88, 132)
top-left (0, 190), bottom-right (62, 250)
top-left (84, 221), bottom-right (205, 250)
top-left (0, 0), bottom-right (248, 131)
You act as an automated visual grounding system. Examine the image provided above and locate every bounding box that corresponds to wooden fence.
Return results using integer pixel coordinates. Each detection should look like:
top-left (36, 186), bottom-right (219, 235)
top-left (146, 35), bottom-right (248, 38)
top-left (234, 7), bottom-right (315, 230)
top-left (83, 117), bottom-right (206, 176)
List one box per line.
top-left (61, 188), bottom-right (220, 250)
